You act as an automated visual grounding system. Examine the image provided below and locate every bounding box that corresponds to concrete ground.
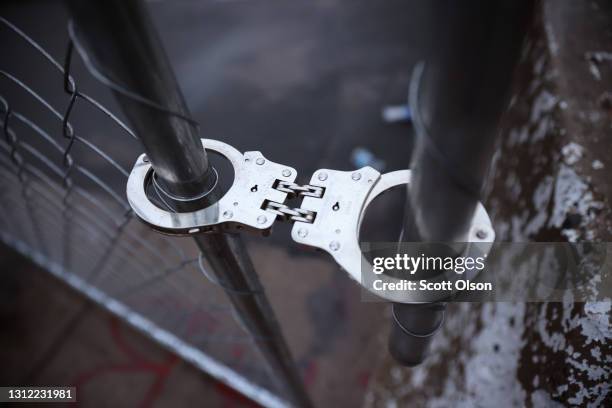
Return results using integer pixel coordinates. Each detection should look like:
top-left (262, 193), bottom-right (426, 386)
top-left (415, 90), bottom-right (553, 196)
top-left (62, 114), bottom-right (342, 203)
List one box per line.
top-left (0, 245), bottom-right (258, 407)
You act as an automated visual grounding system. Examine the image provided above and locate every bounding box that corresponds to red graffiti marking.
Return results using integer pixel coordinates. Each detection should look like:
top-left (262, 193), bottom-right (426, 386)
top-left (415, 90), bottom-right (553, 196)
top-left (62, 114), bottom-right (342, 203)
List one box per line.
top-left (71, 317), bottom-right (179, 408)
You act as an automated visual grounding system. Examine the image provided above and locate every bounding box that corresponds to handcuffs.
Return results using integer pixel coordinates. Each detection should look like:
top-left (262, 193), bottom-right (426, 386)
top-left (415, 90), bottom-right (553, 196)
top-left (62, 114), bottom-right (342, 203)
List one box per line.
top-left (127, 139), bottom-right (494, 303)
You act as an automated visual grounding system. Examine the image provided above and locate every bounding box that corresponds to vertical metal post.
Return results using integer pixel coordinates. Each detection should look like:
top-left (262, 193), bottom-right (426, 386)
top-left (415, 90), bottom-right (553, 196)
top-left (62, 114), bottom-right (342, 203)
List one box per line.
top-left (65, 1), bottom-right (311, 406)
top-left (391, 0), bottom-right (535, 366)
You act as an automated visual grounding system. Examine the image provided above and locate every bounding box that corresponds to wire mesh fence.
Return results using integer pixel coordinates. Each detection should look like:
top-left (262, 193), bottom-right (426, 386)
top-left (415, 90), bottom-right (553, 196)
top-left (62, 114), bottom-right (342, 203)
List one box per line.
top-left (0, 15), bottom-right (289, 407)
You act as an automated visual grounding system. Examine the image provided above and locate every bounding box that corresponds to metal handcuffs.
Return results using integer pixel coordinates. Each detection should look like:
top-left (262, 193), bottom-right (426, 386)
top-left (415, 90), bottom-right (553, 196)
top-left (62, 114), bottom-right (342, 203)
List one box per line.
top-left (127, 139), bottom-right (495, 302)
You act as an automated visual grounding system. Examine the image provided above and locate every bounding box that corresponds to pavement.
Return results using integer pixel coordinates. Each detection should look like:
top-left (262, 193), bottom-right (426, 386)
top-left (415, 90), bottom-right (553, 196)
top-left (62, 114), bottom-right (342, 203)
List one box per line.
top-left (0, 245), bottom-right (258, 408)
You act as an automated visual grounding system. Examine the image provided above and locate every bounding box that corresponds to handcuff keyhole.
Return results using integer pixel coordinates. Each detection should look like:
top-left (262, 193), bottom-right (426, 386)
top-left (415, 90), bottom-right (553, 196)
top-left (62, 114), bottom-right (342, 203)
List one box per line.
top-left (332, 202), bottom-right (340, 211)
top-left (251, 185), bottom-right (258, 192)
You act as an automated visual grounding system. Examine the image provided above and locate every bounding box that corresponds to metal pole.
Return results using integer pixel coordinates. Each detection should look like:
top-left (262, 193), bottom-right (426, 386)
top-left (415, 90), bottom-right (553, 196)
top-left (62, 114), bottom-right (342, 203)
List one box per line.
top-left (391, 0), bottom-right (535, 366)
top-left (63, 0), bottom-right (216, 202)
top-left (65, 1), bottom-right (311, 406)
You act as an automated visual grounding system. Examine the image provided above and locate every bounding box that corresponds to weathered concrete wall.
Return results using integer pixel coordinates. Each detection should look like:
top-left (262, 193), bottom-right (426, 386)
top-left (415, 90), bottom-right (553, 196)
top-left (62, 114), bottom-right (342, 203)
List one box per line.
top-left (365, 1), bottom-right (611, 406)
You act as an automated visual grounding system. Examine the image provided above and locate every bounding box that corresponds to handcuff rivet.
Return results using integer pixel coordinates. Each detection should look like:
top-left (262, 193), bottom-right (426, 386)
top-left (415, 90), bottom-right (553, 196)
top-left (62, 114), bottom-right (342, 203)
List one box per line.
top-left (318, 172), bottom-right (328, 181)
top-left (297, 228), bottom-right (308, 238)
top-left (476, 229), bottom-right (488, 239)
top-left (223, 210), bottom-right (233, 219)
top-left (282, 169), bottom-right (292, 177)
top-left (256, 158), bottom-right (265, 165)
top-left (257, 215), bottom-right (267, 225)
top-left (329, 241), bottom-right (341, 251)
top-left (351, 172), bottom-right (362, 181)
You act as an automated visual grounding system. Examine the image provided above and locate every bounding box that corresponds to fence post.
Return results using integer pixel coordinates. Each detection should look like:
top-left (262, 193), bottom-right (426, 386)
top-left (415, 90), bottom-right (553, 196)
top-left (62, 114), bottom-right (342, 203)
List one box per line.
top-left (64, 0), bottom-right (311, 406)
top-left (392, 0), bottom-right (536, 365)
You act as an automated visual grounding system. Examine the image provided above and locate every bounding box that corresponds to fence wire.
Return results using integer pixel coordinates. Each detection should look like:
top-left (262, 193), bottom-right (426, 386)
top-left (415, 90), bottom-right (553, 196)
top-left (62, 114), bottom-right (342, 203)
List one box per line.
top-left (0, 16), bottom-right (288, 407)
